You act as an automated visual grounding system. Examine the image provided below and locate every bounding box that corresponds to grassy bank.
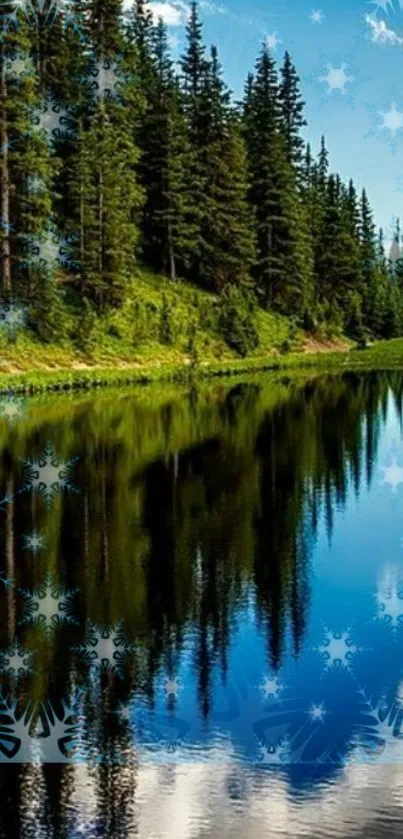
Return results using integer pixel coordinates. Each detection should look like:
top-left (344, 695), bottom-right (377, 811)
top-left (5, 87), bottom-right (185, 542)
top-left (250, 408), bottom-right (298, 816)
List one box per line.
top-left (1, 339), bottom-right (403, 396)
top-left (1, 270), bottom-right (403, 394)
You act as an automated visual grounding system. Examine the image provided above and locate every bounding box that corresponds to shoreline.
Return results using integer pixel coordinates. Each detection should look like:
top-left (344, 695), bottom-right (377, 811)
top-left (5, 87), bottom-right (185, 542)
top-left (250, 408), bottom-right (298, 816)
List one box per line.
top-left (1, 341), bottom-right (403, 395)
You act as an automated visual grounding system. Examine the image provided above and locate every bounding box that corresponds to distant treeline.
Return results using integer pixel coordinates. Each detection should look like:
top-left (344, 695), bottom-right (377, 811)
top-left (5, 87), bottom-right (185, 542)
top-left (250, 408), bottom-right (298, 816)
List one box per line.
top-left (1, 0), bottom-right (402, 345)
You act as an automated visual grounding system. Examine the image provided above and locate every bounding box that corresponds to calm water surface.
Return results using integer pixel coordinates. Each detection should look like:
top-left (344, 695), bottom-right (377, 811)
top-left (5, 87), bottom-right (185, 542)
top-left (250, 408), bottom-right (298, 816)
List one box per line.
top-left (1, 371), bottom-right (403, 837)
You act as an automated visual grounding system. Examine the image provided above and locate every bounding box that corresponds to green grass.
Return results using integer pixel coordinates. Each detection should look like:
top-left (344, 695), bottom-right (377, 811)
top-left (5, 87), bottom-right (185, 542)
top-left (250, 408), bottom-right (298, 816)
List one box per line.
top-left (2, 270), bottom-right (403, 394)
top-left (0, 268), bottom-right (294, 375)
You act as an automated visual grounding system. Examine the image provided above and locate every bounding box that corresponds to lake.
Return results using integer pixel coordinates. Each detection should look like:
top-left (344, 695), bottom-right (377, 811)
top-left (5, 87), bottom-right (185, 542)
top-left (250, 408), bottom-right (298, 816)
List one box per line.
top-left (1, 370), bottom-right (403, 837)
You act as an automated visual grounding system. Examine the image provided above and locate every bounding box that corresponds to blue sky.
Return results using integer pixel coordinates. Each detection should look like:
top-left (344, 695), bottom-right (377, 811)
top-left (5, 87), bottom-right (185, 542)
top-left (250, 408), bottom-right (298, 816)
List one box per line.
top-left (148, 0), bottom-right (403, 241)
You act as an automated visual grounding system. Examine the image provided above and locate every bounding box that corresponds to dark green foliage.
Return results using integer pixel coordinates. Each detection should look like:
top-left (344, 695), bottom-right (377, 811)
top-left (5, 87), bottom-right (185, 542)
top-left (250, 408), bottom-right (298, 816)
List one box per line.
top-left (217, 285), bottom-right (259, 356)
top-left (73, 297), bottom-right (98, 353)
top-left (243, 43), bottom-right (313, 317)
top-left (159, 293), bottom-right (174, 344)
top-left (0, 0), bottom-right (400, 355)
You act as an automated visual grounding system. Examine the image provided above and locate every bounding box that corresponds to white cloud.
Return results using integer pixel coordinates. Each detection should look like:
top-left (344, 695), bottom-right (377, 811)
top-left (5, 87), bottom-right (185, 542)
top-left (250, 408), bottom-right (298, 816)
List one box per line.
top-left (365, 13), bottom-right (403, 45)
top-left (147, 1), bottom-right (189, 26)
top-left (199, 0), bottom-right (226, 13)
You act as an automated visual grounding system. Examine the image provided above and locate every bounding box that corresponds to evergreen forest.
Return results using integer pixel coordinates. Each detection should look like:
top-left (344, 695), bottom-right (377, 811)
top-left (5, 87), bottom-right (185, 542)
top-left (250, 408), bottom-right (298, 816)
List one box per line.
top-left (1, 0), bottom-right (402, 359)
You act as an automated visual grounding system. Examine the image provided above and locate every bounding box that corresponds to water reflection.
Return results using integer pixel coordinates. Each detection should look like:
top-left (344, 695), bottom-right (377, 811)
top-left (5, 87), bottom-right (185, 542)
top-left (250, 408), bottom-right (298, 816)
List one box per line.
top-left (0, 372), bottom-right (402, 836)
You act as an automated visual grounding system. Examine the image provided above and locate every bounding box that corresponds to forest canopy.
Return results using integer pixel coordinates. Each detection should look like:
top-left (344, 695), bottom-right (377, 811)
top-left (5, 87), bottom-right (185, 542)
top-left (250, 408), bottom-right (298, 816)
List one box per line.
top-left (0, 0), bottom-right (402, 355)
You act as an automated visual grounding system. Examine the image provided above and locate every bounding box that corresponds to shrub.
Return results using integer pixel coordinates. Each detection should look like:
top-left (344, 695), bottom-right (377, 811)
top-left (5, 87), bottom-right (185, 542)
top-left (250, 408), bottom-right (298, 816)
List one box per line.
top-left (217, 285), bottom-right (259, 357)
top-left (107, 324), bottom-right (122, 339)
top-left (73, 298), bottom-right (98, 353)
top-left (132, 299), bottom-right (156, 346)
top-left (28, 279), bottom-right (73, 344)
top-left (186, 321), bottom-right (198, 366)
top-left (159, 294), bottom-right (174, 345)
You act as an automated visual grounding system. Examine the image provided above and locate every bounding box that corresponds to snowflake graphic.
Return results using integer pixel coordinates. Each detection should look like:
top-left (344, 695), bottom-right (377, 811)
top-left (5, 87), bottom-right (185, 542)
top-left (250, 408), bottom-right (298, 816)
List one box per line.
top-left (0, 0), bottom-right (35, 35)
top-left (37, 0), bottom-right (81, 27)
top-left (310, 9), bottom-right (324, 24)
top-left (375, 572), bottom-right (403, 631)
top-left (0, 641), bottom-right (35, 684)
top-left (74, 621), bottom-right (133, 677)
top-left (22, 531), bottom-right (46, 553)
top-left (369, 0), bottom-right (397, 12)
top-left (257, 737), bottom-right (291, 765)
top-left (0, 572), bottom-right (15, 589)
top-left (0, 395), bottom-right (25, 423)
top-left (23, 228), bottom-right (78, 277)
top-left (380, 460), bottom-right (403, 492)
top-left (253, 698), bottom-right (337, 766)
top-left (0, 0), bottom-right (81, 36)
top-left (0, 216), bottom-right (14, 235)
top-left (349, 688), bottom-right (403, 764)
top-left (0, 689), bottom-right (87, 763)
top-left (5, 53), bottom-right (35, 78)
top-left (320, 63), bottom-right (354, 94)
top-left (308, 702), bottom-right (327, 722)
top-left (85, 57), bottom-right (122, 102)
top-left (265, 32), bottom-right (281, 51)
top-left (32, 98), bottom-right (76, 144)
top-left (0, 301), bottom-right (26, 336)
top-left (21, 441), bottom-right (78, 508)
top-left (315, 628), bottom-right (361, 672)
top-left (19, 573), bottom-right (78, 637)
top-left (379, 103), bottom-right (403, 136)
top-left (259, 674), bottom-right (284, 700)
top-left (25, 174), bottom-right (47, 195)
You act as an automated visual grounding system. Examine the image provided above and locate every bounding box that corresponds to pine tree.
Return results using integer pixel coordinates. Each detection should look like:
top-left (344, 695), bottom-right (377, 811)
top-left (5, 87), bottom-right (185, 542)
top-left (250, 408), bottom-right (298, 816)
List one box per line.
top-left (181, 0), bottom-right (207, 108)
top-left (315, 173), bottom-right (363, 329)
top-left (0, 18), bottom-right (52, 303)
top-left (65, 0), bottom-right (144, 309)
top-left (196, 46), bottom-right (254, 290)
top-left (360, 189), bottom-right (379, 334)
top-left (279, 51), bottom-right (306, 174)
top-left (138, 19), bottom-right (198, 279)
top-left (244, 42), bottom-right (312, 315)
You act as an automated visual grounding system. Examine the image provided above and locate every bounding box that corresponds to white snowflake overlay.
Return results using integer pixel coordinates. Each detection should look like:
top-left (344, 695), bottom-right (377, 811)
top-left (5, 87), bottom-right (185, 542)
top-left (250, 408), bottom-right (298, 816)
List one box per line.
top-left (315, 627), bottom-right (361, 672)
top-left (0, 394), bottom-right (25, 423)
top-left (380, 459), bottom-right (403, 492)
top-left (348, 688), bottom-right (403, 764)
top-left (0, 640), bottom-right (35, 683)
top-left (0, 690), bottom-right (88, 763)
top-left (21, 441), bottom-right (78, 508)
top-left (320, 63), bottom-right (354, 94)
top-left (375, 568), bottom-right (403, 631)
top-left (25, 174), bottom-right (47, 195)
top-left (256, 710), bottom-right (334, 766)
top-left (33, 97), bottom-right (76, 144)
top-left (74, 621), bottom-right (133, 677)
top-left (259, 674), bottom-right (284, 700)
top-left (23, 227), bottom-right (78, 277)
top-left (0, 0), bottom-right (80, 36)
top-left (22, 530), bottom-right (46, 553)
top-left (0, 301), bottom-right (26, 335)
top-left (19, 573), bottom-right (78, 636)
top-left (5, 53), bottom-right (34, 79)
top-left (85, 57), bottom-right (123, 102)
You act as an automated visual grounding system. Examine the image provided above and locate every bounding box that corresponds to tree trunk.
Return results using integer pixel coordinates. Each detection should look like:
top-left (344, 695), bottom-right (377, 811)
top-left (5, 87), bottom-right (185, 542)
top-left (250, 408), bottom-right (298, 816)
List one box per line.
top-left (0, 47), bottom-right (11, 293)
top-left (168, 220), bottom-right (176, 281)
top-left (5, 477), bottom-right (15, 640)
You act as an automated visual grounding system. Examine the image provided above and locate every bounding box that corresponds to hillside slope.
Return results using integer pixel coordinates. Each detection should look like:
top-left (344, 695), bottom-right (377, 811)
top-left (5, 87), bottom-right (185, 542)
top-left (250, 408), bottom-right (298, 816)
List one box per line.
top-left (0, 270), bottom-right (297, 375)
